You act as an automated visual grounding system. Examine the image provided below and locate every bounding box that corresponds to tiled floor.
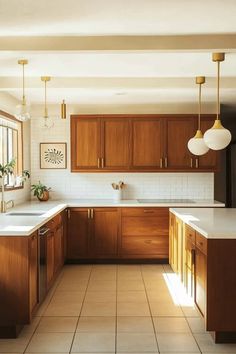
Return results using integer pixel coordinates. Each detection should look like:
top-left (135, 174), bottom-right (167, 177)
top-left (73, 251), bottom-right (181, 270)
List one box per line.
top-left (1, 264), bottom-right (236, 353)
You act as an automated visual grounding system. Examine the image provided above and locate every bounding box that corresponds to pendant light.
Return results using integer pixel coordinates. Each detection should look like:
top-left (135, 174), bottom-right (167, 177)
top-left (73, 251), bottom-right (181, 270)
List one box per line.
top-left (61, 99), bottom-right (66, 119)
top-left (188, 76), bottom-right (209, 156)
top-left (204, 53), bottom-right (231, 150)
top-left (15, 59), bottom-right (30, 121)
top-left (41, 76), bottom-right (54, 128)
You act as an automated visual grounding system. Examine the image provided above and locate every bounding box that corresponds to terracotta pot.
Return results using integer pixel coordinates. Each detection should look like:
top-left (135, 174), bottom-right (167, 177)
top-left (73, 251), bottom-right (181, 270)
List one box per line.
top-left (37, 190), bottom-right (49, 202)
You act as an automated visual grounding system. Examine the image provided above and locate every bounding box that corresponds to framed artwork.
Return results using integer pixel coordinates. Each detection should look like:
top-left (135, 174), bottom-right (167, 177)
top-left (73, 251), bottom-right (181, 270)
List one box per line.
top-left (40, 142), bottom-right (67, 169)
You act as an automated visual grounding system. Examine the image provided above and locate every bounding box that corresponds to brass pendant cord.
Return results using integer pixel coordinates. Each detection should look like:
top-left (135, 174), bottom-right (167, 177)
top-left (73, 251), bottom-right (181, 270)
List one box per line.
top-left (216, 60), bottom-right (220, 120)
top-left (22, 63), bottom-right (25, 103)
top-left (198, 81), bottom-right (202, 131)
top-left (44, 80), bottom-right (48, 118)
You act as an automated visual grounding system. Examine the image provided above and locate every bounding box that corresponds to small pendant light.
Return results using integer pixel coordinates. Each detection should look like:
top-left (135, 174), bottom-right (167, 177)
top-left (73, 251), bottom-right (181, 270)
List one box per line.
top-left (41, 76), bottom-right (54, 128)
top-left (188, 76), bottom-right (209, 156)
top-left (15, 59), bottom-right (30, 121)
top-left (61, 99), bottom-right (67, 119)
top-left (204, 53), bottom-right (231, 150)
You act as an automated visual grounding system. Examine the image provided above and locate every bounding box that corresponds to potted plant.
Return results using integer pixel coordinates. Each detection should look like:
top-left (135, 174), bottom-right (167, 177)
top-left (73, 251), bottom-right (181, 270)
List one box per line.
top-left (31, 181), bottom-right (51, 201)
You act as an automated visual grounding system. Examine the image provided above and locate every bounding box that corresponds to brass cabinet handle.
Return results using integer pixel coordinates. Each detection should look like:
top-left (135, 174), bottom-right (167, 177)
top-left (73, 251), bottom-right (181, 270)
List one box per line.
top-left (195, 158), bottom-right (199, 169)
top-left (190, 158), bottom-right (193, 168)
top-left (91, 208), bottom-right (94, 219)
top-left (67, 209), bottom-right (71, 219)
top-left (101, 158), bottom-right (104, 168)
top-left (160, 158), bottom-right (163, 168)
top-left (97, 158), bottom-right (100, 168)
top-left (165, 157), bottom-right (168, 168)
top-left (87, 209), bottom-right (90, 219)
top-left (143, 209), bottom-right (154, 213)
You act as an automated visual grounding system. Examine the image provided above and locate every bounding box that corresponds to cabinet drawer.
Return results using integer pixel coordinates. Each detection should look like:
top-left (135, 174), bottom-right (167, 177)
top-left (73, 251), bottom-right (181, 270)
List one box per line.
top-left (46, 213), bottom-right (62, 230)
top-left (196, 233), bottom-right (207, 255)
top-left (185, 225), bottom-right (196, 243)
top-left (121, 236), bottom-right (168, 257)
top-left (121, 207), bottom-right (168, 217)
top-left (122, 216), bottom-right (169, 237)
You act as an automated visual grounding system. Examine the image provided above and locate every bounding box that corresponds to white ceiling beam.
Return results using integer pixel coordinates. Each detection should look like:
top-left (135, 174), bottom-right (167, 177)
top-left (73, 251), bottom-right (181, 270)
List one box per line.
top-left (1, 35), bottom-right (236, 51)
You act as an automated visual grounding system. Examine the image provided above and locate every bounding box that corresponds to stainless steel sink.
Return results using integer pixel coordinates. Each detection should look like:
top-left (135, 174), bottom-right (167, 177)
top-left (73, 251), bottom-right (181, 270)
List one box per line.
top-left (137, 199), bottom-right (195, 203)
top-left (7, 212), bottom-right (45, 216)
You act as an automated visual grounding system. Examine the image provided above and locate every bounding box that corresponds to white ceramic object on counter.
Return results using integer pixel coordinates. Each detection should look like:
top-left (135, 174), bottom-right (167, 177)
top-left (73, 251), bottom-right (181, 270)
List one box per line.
top-left (113, 189), bottom-right (122, 202)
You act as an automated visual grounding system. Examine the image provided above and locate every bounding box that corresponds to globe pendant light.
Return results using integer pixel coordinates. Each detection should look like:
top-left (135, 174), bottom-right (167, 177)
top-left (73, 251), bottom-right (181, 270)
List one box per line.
top-left (41, 76), bottom-right (54, 129)
top-left (15, 59), bottom-right (30, 121)
top-left (204, 53), bottom-right (231, 150)
top-left (188, 76), bottom-right (209, 156)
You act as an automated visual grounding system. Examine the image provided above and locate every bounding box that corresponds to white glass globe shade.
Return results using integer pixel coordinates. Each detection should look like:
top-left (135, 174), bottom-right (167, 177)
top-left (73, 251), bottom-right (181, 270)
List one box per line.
top-left (188, 137), bottom-right (209, 156)
top-left (204, 125), bottom-right (231, 150)
top-left (15, 102), bottom-right (30, 122)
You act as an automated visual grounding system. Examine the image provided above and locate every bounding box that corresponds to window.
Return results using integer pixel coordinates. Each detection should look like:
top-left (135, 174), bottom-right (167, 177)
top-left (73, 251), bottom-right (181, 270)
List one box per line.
top-left (0, 110), bottom-right (23, 189)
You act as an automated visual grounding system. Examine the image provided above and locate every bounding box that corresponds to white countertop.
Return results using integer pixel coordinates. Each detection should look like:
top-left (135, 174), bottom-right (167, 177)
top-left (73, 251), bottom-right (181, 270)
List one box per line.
top-left (170, 207), bottom-right (236, 239)
top-left (0, 199), bottom-right (224, 236)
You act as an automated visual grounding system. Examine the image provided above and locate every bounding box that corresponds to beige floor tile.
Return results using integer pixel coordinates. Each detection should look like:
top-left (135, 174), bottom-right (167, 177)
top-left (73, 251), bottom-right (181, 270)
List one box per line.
top-left (44, 301), bottom-right (82, 316)
top-left (117, 302), bottom-right (150, 316)
top-left (153, 317), bottom-right (191, 333)
top-left (117, 333), bottom-right (158, 352)
top-left (117, 280), bottom-right (145, 291)
top-left (71, 332), bottom-right (115, 353)
top-left (36, 316), bottom-right (78, 333)
top-left (194, 333), bottom-right (236, 353)
top-left (26, 332), bottom-right (74, 352)
top-left (157, 332), bottom-right (200, 353)
top-left (81, 302), bottom-right (116, 316)
top-left (89, 274), bottom-right (117, 281)
top-left (117, 291), bottom-right (147, 302)
top-left (52, 291), bottom-right (85, 302)
top-left (0, 337), bottom-right (28, 353)
top-left (141, 264), bottom-right (165, 272)
top-left (20, 316), bottom-right (41, 335)
top-left (87, 280), bottom-right (116, 291)
top-left (187, 317), bottom-right (206, 334)
top-left (118, 265), bottom-right (141, 271)
top-left (147, 289), bottom-right (176, 303)
top-left (77, 316), bottom-right (116, 332)
top-left (56, 281), bottom-right (88, 292)
top-left (150, 301), bottom-right (184, 317)
top-left (84, 291), bottom-right (116, 303)
top-left (181, 305), bottom-right (201, 317)
top-left (117, 316), bottom-right (154, 332)
top-left (144, 281), bottom-right (169, 291)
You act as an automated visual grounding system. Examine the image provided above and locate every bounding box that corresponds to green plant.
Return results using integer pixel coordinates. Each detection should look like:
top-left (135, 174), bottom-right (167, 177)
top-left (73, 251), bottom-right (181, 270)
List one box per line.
top-left (0, 159), bottom-right (16, 179)
top-left (31, 181), bottom-right (51, 198)
top-left (21, 169), bottom-right (30, 182)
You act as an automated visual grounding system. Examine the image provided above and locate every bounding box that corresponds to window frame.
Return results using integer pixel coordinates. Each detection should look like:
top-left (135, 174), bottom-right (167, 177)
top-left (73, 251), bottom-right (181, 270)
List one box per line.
top-left (0, 109), bottom-right (24, 191)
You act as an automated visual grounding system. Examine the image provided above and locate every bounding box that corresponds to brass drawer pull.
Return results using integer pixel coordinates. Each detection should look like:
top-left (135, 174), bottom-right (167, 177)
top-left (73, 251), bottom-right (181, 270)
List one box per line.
top-left (91, 208), bottom-right (94, 219)
top-left (101, 158), bottom-right (104, 168)
top-left (87, 209), bottom-right (90, 219)
top-left (143, 209), bottom-right (154, 213)
top-left (160, 158), bottom-right (163, 168)
top-left (195, 159), bottom-right (199, 168)
top-left (190, 158), bottom-right (193, 168)
top-left (165, 157), bottom-right (168, 168)
top-left (97, 158), bottom-right (100, 168)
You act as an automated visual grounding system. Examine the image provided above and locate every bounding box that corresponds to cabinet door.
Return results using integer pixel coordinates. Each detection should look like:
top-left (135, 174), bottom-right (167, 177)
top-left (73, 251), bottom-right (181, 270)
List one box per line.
top-left (185, 238), bottom-right (195, 298)
top-left (164, 117), bottom-right (195, 169)
top-left (46, 232), bottom-right (54, 289)
top-left (131, 118), bottom-right (163, 169)
top-left (54, 225), bottom-right (63, 274)
top-left (101, 118), bottom-right (130, 169)
top-left (195, 248), bottom-right (207, 316)
top-left (197, 118), bottom-right (218, 170)
top-left (92, 208), bottom-right (118, 257)
top-left (71, 117), bottom-right (101, 170)
top-left (29, 232), bottom-right (38, 314)
top-left (67, 208), bottom-right (90, 259)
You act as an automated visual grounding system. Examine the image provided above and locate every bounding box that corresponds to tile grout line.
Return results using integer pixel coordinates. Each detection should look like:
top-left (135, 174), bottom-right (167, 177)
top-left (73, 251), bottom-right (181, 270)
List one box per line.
top-left (141, 264), bottom-right (160, 354)
top-left (68, 264), bottom-right (93, 354)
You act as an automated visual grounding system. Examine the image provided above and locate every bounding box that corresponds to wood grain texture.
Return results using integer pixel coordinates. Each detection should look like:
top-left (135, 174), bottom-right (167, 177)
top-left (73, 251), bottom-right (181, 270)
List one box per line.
top-left (29, 232), bottom-right (38, 315)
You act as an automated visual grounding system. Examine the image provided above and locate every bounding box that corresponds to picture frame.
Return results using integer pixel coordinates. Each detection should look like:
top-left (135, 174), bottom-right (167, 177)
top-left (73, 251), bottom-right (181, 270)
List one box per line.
top-left (40, 142), bottom-right (67, 169)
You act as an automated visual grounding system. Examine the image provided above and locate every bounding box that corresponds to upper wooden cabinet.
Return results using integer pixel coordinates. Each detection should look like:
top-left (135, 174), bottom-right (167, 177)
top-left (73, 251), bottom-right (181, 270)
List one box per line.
top-left (71, 114), bottom-right (218, 172)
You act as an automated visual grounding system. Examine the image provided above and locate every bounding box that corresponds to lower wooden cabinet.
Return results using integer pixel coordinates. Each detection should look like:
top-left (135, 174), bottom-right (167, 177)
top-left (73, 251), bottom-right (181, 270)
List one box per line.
top-left (29, 232), bottom-right (38, 314)
top-left (195, 233), bottom-right (207, 316)
top-left (46, 231), bottom-right (54, 289)
top-left (120, 208), bottom-right (169, 259)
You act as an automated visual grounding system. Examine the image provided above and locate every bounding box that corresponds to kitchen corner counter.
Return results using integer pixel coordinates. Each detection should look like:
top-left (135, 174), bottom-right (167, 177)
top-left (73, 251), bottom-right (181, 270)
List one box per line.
top-left (170, 207), bottom-right (236, 239)
top-left (0, 199), bottom-right (224, 236)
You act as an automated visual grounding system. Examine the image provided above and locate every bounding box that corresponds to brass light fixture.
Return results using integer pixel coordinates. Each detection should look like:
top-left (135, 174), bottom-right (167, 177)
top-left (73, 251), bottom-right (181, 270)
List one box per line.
top-left (15, 59), bottom-right (30, 121)
top-left (61, 99), bottom-right (66, 119)
top-left (204, 53), bottom-right (231, 150)
top-left (188, 76), bottom-right (209, 156)
top-left (41, 76), bottom-right (54, 128)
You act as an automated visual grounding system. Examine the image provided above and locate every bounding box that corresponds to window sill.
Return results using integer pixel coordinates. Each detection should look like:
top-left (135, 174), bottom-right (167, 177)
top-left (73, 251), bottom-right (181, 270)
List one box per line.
top-left (1, 185), bottom-right (24, 192)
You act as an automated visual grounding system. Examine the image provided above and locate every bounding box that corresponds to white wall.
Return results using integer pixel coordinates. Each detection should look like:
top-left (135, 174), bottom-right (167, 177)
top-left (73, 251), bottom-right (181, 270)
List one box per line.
top-left (30, 103), bottom-right (214, 201)
top-left (0, 92), bottom-right (31, 205)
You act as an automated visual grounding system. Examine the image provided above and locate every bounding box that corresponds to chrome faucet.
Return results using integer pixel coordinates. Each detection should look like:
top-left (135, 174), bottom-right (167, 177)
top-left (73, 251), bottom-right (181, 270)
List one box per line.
top-left (1, 200), bottom-right (14, 213)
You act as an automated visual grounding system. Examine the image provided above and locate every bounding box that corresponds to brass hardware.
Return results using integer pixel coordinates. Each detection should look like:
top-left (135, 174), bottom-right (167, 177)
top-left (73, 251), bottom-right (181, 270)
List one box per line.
top-left (101, 158), bottom-right (104, 168)
top-left (195, 159), bottom-right (199, 168)
top-left (160, 158), bottom-right (163, 168)
top-left (0, 200), bottom-right (14, 213)
top-left (143, 209), bottom-right (154, 213)
top-left (212, 53), bottom-right (225, 121)
top-left (165, 157), bottom-right (168, 168)
top-left (61, 99), bottom-right (66, 119)
top-left (212, 52), bottom-right (225, 62)
top-left (91, 209), bottom-right (94, 219)
top-left (190, 158), bottom-right (193, 168)
top-left (41, 76), bottom-right (51, 120)
top-left (97, 158), bottom-right (100, 168)
top-left (87, 209), bottom-right (90, 219)
top-left (67, 209), bottom-right (70, 219)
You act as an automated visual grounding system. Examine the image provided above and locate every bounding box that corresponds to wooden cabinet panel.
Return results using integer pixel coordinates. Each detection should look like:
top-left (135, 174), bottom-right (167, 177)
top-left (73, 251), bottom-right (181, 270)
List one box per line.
top-left (67, 208), bottom-right (90, 259)
top-left (29, 233), bottom-right (38, 314)
top-left (196, 232), bottom-right (207, 255)
top-left (54, 225), bottom-right (64, 273)
top-left (198, 118), bottom-right (218, 170)
top-left (131, 118), bottom-right (163, 169)
top-left (164, 117), bottom-right (195, 169)
top-left (121, 236), bottom-right (168, 257)
top-left (92, 208), bottom-right (118, 257)
top-left (102, 118), bottom-right (130, 169)
top-left (195, 247), bottom-right (207, 316)
top-left (122, 216), bottom-right (168, 237)
top-left (71, 117), bottom-right (100, 170)
top-left (46, 232), bottom-right (54, 289)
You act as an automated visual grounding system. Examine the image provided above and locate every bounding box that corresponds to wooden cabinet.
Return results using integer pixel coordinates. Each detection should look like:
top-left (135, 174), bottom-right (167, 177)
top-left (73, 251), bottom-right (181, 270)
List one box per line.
top-left (54, 224), bottom-right (64, 274)
top-left (169, 212), bottom-right (184, 277)
top-left (71, 114), bottom-right (218, 173)
top-left (67, 207), bottom-right (119, 259)
top-left (29, 232), bottom-right (38, 314)
top-left (185, 225), bottom-right (196, 298)
top-left (46, 231), bottom-right (54, 289)
top-left (131, 118), bottom-right (163, 169)
top-left (121, 208), bottom-right (169, 259)
top-left (195, 233), bottom-right (207, 316)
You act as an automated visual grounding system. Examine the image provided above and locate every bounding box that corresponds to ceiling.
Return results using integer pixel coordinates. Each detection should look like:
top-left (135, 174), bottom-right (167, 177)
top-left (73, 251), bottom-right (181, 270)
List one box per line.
top-left (0, 0), bottom-right (236, 106)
